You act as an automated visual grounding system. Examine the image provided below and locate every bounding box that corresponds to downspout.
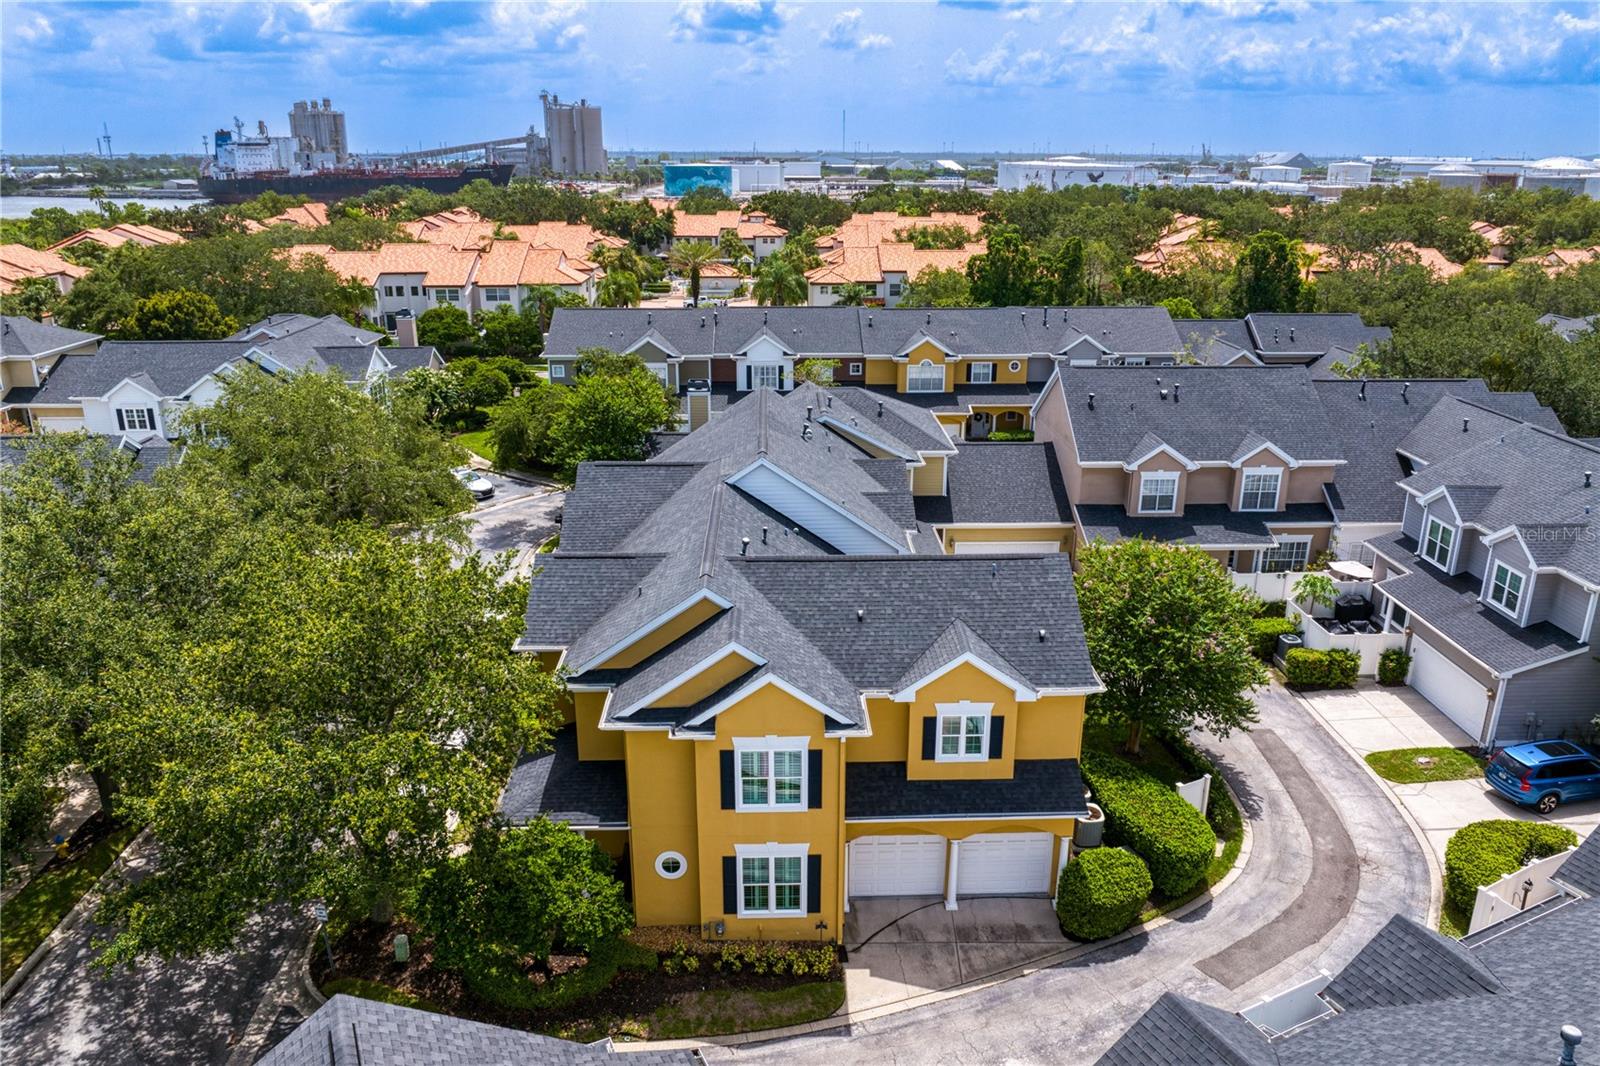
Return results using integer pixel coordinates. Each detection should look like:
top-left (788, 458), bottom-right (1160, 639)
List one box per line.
top-left (1485, 676), bottom-right (1508, 750)
top-left (837, 737), bottom-right (848, 932)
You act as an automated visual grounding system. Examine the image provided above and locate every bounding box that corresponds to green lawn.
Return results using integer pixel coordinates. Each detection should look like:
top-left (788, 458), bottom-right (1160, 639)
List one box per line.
top-left (638, 981), bottom-right (845, 1040)
top-left (454, 429), bottom-right (496, 465)
top-left (1365, 747), bottom-right (1485, 784)
top-left (1, 822), bottom-right (140, 981)
top-left (537, 534), bottom-right (560, 554)
top-left (1439, 898), bottom-right (1470, 939)
top-left (322, 977), bottom-right (443, 1013)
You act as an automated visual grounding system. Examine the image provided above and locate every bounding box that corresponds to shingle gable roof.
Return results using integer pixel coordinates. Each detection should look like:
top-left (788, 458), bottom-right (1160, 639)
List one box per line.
top-left (1246, 313), bottom-right (1391, 358)
top-left (0, 316), bottom-right (100, 357)
top-left (1323, 914), bottom-right (1503, 1011)
top-left (914, 443), bottom-right (1072, 526)
top-left (30, 341), bottom-right (254, 401)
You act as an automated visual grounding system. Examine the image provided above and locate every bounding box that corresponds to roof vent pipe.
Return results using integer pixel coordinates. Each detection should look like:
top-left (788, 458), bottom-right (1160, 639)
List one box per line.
top-left (856, 609), bottom-right (865, 622)
top-left (1558, 1025), bottom-right (1582, 1066)
top-left (877, 400), bottom-right (884, 418)
top-left (926, 312), bottom-right (931, 325)
top-left (1463, 417), bottom-right (1470, 432)
top-left (1586, 471), bottom-right (1593, 488)
top-left (740, 537), bottom-right (750, 556)
top-left (805, 405), bottom-right (813, 422)
top-left (761, 526), bottom-right (769, 544)
top-left (1173, 382), bottom-right (1180, 401)
top-left (700, 316), bottom-right (706, 327)
top-left (867, 314), bottom-right (873, 327)
top-left (1273, 326), bottom-right (1280, 341)
top-left (1358, 378), bottom-right (1367, 400)
top-left (1087, 392), bottom-right (1095, 410)
top-left (991, 562), bottom-right (998, 577)
top-left (1038, 628), bottom-right (1047, 642)
top-left (1289, 327), bottom-right (1295, 342)
top-left (1401, 382), bottom-right (1410, 401)
top-left (1160, 388), bottom-right (1169, 400)
top-left (712, 310), bottom-right (718, 326)
top-left (763, 310), bottom-right (768, 324)
top-left (646, 311), bottom-right (652, 325)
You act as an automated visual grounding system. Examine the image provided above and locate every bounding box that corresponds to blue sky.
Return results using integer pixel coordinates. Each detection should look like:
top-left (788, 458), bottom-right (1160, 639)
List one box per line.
top-left (2, 1), bottom-right (1596, 158)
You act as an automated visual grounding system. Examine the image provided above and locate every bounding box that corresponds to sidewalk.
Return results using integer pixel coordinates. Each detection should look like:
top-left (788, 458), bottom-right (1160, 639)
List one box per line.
top-left (1295, 681), bottom-right (1600, 867)
top-left (1, 769), bottom-right (98, 908)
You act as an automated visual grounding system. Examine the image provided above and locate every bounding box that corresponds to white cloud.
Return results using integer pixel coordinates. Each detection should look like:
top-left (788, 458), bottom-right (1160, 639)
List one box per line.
top-left (822, 8), bottom-right (892, 51)
top-left (671, 0), bottom-right (790, 47)
top-left (13, 13), bottom-right (54, 42)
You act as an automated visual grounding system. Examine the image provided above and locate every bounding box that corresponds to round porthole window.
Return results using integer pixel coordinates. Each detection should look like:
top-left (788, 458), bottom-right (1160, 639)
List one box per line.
top-left (1008, 360), bottom-right (1022, 373)
top-left (655, 851), bottom-right (687, 879)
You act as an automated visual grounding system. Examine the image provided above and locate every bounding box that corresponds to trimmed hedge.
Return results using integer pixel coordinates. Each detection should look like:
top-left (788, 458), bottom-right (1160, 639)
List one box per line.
top-left (1082, 752), bottom-right (1216, 897)
top-left (1284, 647), bottom-right (1359, 689)
top-left (1249, 617), bottom-right (1301, 661)
top-left (1443, 820), bottom-right (1577, 915)
top-left (1057, 847), bottom-right (1152, 940)
top-left (1377, 648), bottom-right (1411, 686)
top-left (985, 429), bottom-right (1035, 442)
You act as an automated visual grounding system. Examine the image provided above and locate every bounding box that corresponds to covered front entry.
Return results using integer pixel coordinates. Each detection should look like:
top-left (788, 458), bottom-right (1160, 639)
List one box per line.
top-left (1408, 637), bottom-right (1490, 741)
top-left (847, 834), bottom-right (946, 897)
top-left (954, 832), bottom-right (1054, 895)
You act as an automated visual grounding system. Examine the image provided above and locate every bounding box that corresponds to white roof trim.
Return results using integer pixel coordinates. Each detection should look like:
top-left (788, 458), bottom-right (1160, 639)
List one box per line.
top-left (816, 415), bottom-right (916, 461)
top-left (894, 331), bottom-right (956, 360)
top-left (574, 588), bottom-right (734, 674)
top-left (1229, 440), bottom-right (1300, 469)
top-left (891, 651), bottom-right (1038, 703)
top-left (1123, 442), bottom-right (1199, 472)
top-left (684, 672), bottom-right (855, 726)
top-left (613, 641), bottom-right (766, 718)
top-left (625, 328), bottom-right (682, 360)
top-left (726, 457), bottom-right (908, 555)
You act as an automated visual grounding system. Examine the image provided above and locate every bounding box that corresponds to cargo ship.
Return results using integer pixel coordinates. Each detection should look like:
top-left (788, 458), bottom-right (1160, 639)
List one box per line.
top-left (198, 162), bottom-right (514, 204)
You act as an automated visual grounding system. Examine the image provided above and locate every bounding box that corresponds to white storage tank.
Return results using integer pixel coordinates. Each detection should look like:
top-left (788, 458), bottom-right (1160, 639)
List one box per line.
top-left (1251, 164), bottom-right (1302, 182)
top-left (1326, 161), bottom-right (1372, 184)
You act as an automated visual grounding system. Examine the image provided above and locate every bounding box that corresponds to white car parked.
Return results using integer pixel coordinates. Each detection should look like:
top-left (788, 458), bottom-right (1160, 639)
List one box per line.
top-left (453, 466), bottom-right (495, 501)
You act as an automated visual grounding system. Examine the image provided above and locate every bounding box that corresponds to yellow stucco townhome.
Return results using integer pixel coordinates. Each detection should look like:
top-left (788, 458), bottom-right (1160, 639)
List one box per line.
top-left (503, 382), bottom-right (1101, 941)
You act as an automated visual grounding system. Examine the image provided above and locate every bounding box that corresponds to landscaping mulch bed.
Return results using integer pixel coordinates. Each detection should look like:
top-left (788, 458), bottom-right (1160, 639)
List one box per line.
top-left (314, 921), bottom-right (841, 1041)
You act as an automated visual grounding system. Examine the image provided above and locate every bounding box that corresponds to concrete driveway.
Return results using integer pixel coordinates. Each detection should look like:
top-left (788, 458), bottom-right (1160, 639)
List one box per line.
top-left (1296, 681), bottom-right (1600, 866)
top-left (841, 896), bottom-right (1065, 1011)
top-left (462, 476), bottom-right (563, 574)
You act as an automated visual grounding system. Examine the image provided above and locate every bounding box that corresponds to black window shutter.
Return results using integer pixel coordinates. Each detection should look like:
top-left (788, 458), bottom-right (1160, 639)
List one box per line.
top-left (145, 408), bottom-right (156, 430)
top-left (720, 750), bottom-right (735, 809)
top-left (921, 717), bottom-right (937, 760)
top-left (989, 716), bottom-right (1005, 759)
top-left (806, 854), bottom-right (822, 913)
top-left (115, 408), bottom-right (125, 431)
top-left (808, 750), bottom-right (823, 808)
top-left (722, 857), bottom-right (738, 914)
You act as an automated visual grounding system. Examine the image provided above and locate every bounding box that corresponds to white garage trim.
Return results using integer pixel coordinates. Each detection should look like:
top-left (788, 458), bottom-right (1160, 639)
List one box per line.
top-left (847, 835), bottom-right (946, 898)
top-left (36, 416), bottom-right (86, 432)
top-left (951, 540), bottom-right (1061, 555)
top-left (1408, 637), bottom-right (1490, 742)
top-left (954, 832), bottom-right (1055, 896)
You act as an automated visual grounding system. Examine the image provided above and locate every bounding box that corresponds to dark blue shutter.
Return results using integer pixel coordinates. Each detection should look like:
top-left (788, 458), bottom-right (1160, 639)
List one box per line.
top-left (115, 408), bottom-right (125, 431)
top-left (988, 716), bottom-right (1005, 759)
top-left (808, 750), bottom-right (823, 808)
top-left (806, 854), bottom-right (822, 914)
top-left (722, 857), bottom-right (738, 914)
top-left (922, 717), bottom-right (937, 760)
top-left (720, 750), bottom-right (735, 809)
top-left (145, 409), bottom-right (156, 432)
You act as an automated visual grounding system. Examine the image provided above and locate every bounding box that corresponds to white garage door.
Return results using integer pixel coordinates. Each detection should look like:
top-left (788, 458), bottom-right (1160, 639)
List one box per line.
top-left (37, 416), bottom-right (85, 432)
top-left (848, 835), bottom-right (946, 898)
top-left (956, 833), bottom-right (1055, 896)
top-left (952, 541), bottom-right (1061, 555)
top-left (1409, 638), bottom-right (1489, 740)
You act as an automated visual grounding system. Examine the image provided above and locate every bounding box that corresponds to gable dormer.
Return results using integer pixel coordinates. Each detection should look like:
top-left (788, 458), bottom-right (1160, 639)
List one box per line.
top-left (1415, 487), bottom-right (1463, 574)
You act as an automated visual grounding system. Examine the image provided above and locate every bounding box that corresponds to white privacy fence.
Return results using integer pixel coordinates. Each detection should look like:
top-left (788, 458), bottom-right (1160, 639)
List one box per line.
top-left (1286, 599), bottom-right (1406, 676)
top-left (1468, 847), bottom-right (1579, 935)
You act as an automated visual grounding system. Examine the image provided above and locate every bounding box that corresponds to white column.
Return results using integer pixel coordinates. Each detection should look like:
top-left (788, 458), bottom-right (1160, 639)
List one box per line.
top-left (945, 840), bottom-right (961, 911)
top-left (1052, 835), bottom-right (1073, 904)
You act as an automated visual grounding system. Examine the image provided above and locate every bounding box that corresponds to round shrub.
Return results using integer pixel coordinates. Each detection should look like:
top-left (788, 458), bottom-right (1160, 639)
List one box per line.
top-left (1249, 617), bottom-right (1300, 661)
top-left (1377, 648), bottom-right (1411, 686)
top-left (1443, 819), bottom-right (1578, 915)
top-left (1056, 847), bottom-right (1153, 940)
top-left (1082, 752), bottom-right (1216, 897)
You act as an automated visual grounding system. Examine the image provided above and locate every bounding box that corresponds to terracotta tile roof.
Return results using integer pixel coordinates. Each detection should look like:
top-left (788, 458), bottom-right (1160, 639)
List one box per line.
top-left (46, 224), bottom-right (183, 250)
top-left (475, 242), bottom-right (592, 287)
top-left (281, 244), bottom-right (476, 287)
top-left (698, 261), bottom-right (742, 278)
top-left (816, 212), bottom-right (984, 251)
top-left (805, 242), bottom-right (985, 285)
top-left (1470, 220), bottom-right (1510, 245)
top-left (0, 244), bottom-right (89, 292)
top-left (266, 202), bottom-right (330, 228)
top-left (405, 219), bottom-right (624, 258)
top-left (669, 210), bottom-right (744, 240)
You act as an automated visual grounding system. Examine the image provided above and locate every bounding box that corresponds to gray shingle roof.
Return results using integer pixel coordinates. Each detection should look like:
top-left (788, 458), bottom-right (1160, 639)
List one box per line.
top-left (1246, 313), bottom-right (1391, 360)
top-left (1075, 503), bottom-right (1331, 549)
top-left (1537, 312), bottom-right (1598, 340)
top-left (256, 994), bottom-right (697, 1066)
top-left (499, 726), bottom-right (628, 828)
top-left (1369, 534), bottom-right (1586, 672)
top-left (1394, 395), bottom-right (1560, 464)
top-left (1553, 828), bottom-right (1600, 897)
top-left (914, 443), bottom-right (1072, 525)
top-left (1322, 914), bottom-right (1503, 1011)
top-left (1060, 306), bottom-right (1184, 356)
top-left (245, 315), bottom-right (383, 372)
top-left (846, 759), bottom-right (1089, 820)
top-left (1097, 991), bottom-right (1280, 1066)
top-left (30, 341), bottom-right (254, 401)
top-left (0, 315), bottom-right (100, 357)
top-left (1058, 366), bottom-right (1342, 466)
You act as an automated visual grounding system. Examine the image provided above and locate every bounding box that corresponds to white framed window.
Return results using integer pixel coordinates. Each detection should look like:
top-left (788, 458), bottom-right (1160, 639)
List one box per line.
top-left (736, 843), bottom-right (807, 916)
top-left (116, 407), bottom-right (155, 432)
top-left (1139, 472), bottom-right (1178, 514)
top-left (1487, 561), bottom-right (1525, 617)
top-left (1239, 468), bottom-right (1282, 511)
top-left (969, 362), bottom-right (996, 384)
top-left (655, 851), bottom-right (688, 879)
top-left (1421, 516), bottom-right (1455, 569)
top-left (750, 364), bottom-right (782, 390)
top-left (935, 701), bottom-right (992, 762)
top-left (907, 359), bottom-right (945, 393)
top-left (888, 283), bottom-right (902, 296)
top-left (483, 286), bottom-right (513, 303)
top-left (734, 736), bottom-right (808, 811)
top-left (848, 362), bottom-right (863, 376)
top-left (549, 363), bottom-right (567, 379)
top-left (1261, 536), bottom-right (1311, 573)
top-left (1008, 360), bottom-right (1022, 373)
top-left (433, 287), bottom-right (461, 304)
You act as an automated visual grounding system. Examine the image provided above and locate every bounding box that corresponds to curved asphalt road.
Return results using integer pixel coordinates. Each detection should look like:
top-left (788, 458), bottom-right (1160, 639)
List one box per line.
top-left (704, 684), bottom-right (1431, 1065)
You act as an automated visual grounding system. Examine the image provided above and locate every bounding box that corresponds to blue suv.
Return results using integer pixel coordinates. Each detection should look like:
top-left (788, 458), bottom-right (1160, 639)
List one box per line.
top-left (1486, 741), bottom-right (1600, 814)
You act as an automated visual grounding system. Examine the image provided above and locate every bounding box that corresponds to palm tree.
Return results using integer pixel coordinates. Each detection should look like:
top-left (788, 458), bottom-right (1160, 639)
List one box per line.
top-left (753, 258), bottom-right (808, 307)
top-left (834, 283), bottom-right (871, 306)
top-left (597, 270), bottom-right (641, 308)
top-left (669, 241), bottom-right (719, 306)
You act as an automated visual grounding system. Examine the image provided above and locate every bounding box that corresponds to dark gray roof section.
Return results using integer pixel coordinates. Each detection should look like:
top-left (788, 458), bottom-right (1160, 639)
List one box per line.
top-left (1537, 312), bottom-right (1598, 340)
top-left (1323, 914), bottom-right (1503, 1011)
top-left (1246, 313), bottom-right (1391, 361)
top-left (872, 382), bottom-right (1044, 415)
top-left (1369, 534), bottom-right (1586, 673)
top-left (1097, 991), bottom-right (1280, 1066)
top-left (30, 341), bottom-right (253, 402)
top-left (915, 443), bottom-right (1072, 526)
top-left (0, 315), bottom-right (100, 357)
top-left (716, 307), bottom-right (867, 356)
top-left (860, 307), bottom-right (1039, 356)
top-left (559, 464), bottom-right (704, 551)
top-left (256, 993), bottom-right (697, 1066)
top-left (1076, 503), bottom-right (1331, 549)
top-left (845, 759), bottom-right (1089, 820)
top-left (1058, 366), bottom-right (1342, 466)
top-left (1394, 395), bottom-right (1562, 465)
top-left (821, 386), bottom-right (953, 455)
top-left (1553, 829), bottom-right (1600, 897)
top-left (380, 346), bottom-right (439, 373)
top-left (1313, 380), bottom-right (1561, 523)
top-left (1061, 306), bottom-right (1185, 356)
top-left (499, 727), bottom-right (628, 828)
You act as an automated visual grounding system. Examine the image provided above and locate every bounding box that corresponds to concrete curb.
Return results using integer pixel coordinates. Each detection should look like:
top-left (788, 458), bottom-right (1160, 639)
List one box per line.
top-left (1, 827), bottom-right (148, 1004)
top-left (612, 761), bottom-right (1258, 1054)
top-left (224, 924), bottom-right (320, 1066)
top-left (1288, 686), bottom-right (1444, 929)
top-left (301, 932), bottom-right (328, 1008)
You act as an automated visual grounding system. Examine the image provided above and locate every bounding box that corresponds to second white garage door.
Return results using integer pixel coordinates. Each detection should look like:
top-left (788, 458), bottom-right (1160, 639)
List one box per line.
top-left (951, 541), bottom-right (1061, 555)
top-left (1408, 637), bottom-right (1490, 742)
top-left (955, 833), bottom-right (1055, 895)
top-left (848, 835), bottom-right (947, 897)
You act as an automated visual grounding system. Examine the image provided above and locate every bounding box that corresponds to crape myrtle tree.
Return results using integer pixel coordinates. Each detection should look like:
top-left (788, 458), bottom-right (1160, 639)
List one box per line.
top-left (1075, 538), bottom-right (1266, 755)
